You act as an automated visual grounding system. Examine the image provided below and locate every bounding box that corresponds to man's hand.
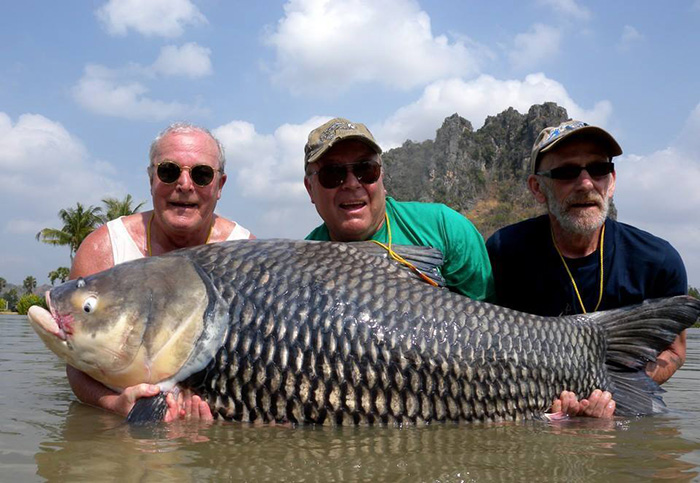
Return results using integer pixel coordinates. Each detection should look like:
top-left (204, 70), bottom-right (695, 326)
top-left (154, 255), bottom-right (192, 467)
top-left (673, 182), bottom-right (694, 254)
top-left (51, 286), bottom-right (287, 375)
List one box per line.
top-left (108, 384), bottom-right (161, 416)
top-left (164, 390), bottom-right (214, 422)
top-left (549, 390), bottom-right (615, 419)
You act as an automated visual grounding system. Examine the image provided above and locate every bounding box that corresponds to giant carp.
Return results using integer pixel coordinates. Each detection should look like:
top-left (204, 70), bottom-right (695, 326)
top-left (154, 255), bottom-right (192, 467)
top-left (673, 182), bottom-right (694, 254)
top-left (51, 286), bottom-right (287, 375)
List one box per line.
top-left (27, 240), bottom-right (700, 425)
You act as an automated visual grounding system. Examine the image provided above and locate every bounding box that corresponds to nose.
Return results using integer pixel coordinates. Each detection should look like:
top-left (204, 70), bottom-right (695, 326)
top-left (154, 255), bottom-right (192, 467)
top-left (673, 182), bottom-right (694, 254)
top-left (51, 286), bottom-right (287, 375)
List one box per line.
top-left (175, 167), bottom-right (195, 191)
top-left (341, 166), bottom-right (362, 188)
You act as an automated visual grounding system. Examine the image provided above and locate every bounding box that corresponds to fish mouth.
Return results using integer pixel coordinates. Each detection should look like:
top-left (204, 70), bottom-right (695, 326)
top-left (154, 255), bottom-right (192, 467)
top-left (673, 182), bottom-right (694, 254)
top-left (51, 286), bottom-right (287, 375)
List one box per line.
top-left (27, 292), bottom-right (70, 341)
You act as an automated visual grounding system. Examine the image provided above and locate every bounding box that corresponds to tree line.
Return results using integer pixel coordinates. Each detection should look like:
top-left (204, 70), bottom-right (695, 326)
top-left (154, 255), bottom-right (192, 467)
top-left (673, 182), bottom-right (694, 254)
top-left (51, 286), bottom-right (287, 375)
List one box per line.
top-left (1, 195), bottom-right (144, 313)
top-left (1, 194), bottom-right (699, 325)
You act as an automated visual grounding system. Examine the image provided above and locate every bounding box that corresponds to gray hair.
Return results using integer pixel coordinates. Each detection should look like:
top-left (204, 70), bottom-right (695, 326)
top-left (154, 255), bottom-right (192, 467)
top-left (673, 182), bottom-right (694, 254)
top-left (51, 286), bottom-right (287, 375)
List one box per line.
top-left (148, 122), bottom-right (226, 173)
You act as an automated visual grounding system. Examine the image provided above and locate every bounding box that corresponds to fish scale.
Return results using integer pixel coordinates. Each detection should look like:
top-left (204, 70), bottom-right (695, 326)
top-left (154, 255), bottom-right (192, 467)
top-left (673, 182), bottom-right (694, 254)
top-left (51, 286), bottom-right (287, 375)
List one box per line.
top-left (175, 240), bottom-right (611, 424)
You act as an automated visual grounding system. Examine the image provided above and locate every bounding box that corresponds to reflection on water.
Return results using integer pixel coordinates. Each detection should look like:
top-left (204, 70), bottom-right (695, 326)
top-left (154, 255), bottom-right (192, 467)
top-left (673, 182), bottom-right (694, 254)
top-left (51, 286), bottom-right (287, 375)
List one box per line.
top-left (3, 315), bottom-right (700, 482)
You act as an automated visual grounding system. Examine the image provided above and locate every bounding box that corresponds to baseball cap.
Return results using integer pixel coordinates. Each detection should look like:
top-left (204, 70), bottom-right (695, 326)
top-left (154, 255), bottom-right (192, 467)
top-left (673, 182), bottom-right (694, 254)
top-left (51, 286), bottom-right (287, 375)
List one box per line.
top-left (304, 118), bottom-right (382, 168)
top-left (530, 120), bottom-right (623, 174)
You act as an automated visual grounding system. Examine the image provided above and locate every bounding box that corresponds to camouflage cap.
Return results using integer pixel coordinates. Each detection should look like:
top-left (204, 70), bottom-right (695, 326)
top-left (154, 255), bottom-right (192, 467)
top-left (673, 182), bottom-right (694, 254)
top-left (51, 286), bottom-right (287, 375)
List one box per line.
top-left (530, 119), bottom-right (623, 174)
top-left (304, 118), bottom-right (382, 167)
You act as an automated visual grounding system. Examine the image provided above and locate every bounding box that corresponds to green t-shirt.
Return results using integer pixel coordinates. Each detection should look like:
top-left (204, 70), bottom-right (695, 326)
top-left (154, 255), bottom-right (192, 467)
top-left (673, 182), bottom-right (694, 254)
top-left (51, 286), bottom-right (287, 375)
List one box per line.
top-left (305, 197), bottom-right (495, 301)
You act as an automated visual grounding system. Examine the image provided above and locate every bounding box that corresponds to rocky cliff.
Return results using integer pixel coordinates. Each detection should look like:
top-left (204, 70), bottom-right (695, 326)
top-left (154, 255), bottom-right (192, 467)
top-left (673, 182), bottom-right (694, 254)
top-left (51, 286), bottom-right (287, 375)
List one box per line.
top-left (382, 102), bottom-right (608, 239)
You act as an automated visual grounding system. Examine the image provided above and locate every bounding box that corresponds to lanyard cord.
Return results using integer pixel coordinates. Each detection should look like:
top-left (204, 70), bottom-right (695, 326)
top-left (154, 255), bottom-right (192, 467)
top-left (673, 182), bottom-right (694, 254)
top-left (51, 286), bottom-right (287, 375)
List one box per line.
top-left (146, 212), bottom-right (213, 257)
top-left (370, 212), bottom-right (439, 287)
top-left (550, 223), bottom-right (605, 314)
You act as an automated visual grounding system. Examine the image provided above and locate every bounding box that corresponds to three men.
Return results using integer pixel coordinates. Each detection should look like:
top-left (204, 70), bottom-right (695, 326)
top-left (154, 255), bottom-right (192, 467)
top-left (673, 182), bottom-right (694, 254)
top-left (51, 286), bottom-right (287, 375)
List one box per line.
top-left (67, 122), bottom-right (253, 420)
top-left (303, 117), bottom-right (495, 300)
top-left (487, 120), bottom-right (688, 387)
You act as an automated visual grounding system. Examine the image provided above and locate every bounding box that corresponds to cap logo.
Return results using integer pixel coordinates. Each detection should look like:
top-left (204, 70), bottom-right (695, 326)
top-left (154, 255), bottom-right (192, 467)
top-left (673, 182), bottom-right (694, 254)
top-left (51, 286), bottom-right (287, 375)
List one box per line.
top-left (538, 120), bottom-right (589, 149)
top-left (319, 121), bottom-right (356, 142)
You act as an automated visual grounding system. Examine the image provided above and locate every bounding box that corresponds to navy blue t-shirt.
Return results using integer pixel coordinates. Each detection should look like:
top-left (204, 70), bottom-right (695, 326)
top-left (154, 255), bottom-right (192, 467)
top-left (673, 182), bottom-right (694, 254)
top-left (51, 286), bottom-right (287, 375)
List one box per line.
top-left (486, 215), bottom-right (687, 316)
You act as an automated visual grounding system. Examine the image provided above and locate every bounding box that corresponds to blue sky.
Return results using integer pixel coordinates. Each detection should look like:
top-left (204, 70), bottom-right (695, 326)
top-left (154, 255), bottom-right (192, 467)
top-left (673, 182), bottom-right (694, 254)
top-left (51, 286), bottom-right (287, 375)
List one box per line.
top-left (1, 0), bottom-right (699, 287)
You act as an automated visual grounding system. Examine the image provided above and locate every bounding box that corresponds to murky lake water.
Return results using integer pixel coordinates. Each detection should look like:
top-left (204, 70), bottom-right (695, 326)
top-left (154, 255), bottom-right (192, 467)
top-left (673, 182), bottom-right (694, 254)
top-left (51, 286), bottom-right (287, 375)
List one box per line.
top-left (2, 313), bottom-right (699, 482)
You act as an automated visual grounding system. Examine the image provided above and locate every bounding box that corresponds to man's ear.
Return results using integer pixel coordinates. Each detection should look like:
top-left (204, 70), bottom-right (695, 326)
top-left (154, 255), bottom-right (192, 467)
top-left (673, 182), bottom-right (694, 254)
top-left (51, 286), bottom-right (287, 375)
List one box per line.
top-left (216, 173), bottom-right (227, 200)
top-left (527, 174), bottom-right (548, 205)
top-left (608, 169), bottom-right (617, 199)
top-left (304, 176), bottom-right (315, 204)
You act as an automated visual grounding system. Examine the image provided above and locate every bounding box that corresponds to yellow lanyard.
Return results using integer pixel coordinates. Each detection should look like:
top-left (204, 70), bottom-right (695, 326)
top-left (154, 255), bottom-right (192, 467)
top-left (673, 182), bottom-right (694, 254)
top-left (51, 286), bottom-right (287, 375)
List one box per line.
top-left (550, 224), bottom-right (605, 314)
top-left (370, 212), bottom-right (439, 287)
top-left (146, 212), bottom-right (213, 256)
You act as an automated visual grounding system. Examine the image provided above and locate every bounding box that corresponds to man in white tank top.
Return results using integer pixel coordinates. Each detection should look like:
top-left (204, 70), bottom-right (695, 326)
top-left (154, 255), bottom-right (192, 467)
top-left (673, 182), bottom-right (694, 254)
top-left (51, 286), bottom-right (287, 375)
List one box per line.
top-left (68, 122), bottom-right (253, 422)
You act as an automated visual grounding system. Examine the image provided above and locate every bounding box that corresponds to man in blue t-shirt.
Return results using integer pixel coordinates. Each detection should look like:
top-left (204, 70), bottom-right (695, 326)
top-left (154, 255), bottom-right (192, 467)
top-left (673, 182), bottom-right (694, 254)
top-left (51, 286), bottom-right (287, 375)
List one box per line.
top-left (487, 120), bottom-right (688, 416)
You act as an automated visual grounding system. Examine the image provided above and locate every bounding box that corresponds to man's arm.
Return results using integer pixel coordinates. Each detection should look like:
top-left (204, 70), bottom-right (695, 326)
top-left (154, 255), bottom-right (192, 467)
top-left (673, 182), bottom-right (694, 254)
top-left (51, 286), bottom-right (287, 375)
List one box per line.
top-left (67, 226), bottom-right (133, 412)
top-left (68, 225), bottom-right (213, 421)
top-left (646, 332), bottom-right (686, 385)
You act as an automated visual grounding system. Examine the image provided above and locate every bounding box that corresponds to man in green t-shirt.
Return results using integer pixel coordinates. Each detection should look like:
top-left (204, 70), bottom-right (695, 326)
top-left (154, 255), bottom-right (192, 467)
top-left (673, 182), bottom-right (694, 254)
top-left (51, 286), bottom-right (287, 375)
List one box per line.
top-left (303, 117), bottom-right (494, 301)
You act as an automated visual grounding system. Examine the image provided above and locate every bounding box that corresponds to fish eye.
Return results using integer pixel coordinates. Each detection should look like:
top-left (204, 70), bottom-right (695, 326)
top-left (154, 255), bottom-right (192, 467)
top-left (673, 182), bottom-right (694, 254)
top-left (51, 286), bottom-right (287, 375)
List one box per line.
top-left (77, 278), bottom-right (86, 288)
top-left (82, 296), bottom-right (98, 314)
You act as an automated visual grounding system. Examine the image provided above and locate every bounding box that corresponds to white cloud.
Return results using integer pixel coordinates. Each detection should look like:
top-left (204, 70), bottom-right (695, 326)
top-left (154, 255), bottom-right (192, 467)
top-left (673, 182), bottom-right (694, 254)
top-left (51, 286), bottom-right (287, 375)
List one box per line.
top-left (213, 117), bottom-right (329, 240)
top-left (72, 64), bottom-right (205, 121)
top-left (214, 118), bottom-right (323, 201)
top-left (0, 112), bottom-right (125, 225)
top-left (615, 103), bottom-right (700, 286)
top-left (536, 0), bottom-right (591, 20)
top-left (96, 0), bottom-right (206, 38)
top-left (151, 43), bottom-right (213, 78)
top-left (374, 73), bottom-right (612, 149)
top-left (617, 25), bottom-right (643, 52)
top-left (264, 0), bottom-right (483, 93)
top-left (509, 24), bottom-right (561, 70)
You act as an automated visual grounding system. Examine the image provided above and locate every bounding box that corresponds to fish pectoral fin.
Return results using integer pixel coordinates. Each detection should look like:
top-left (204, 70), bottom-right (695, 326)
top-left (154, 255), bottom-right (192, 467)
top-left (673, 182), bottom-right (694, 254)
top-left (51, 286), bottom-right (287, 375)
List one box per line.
top-left (126, 392), bottom-right (168, 425)
top-left (354, 242), bottom-right (447, 287)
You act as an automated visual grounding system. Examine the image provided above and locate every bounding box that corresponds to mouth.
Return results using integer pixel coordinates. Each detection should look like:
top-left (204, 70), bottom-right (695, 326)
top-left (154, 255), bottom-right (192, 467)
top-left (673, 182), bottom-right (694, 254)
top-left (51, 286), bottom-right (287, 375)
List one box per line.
top-left (168, 201), bottom-right (199, 209)
top-left (339, 200), bottom-right (367, 212)
top-left (27, 292), bottom-right (70, 341)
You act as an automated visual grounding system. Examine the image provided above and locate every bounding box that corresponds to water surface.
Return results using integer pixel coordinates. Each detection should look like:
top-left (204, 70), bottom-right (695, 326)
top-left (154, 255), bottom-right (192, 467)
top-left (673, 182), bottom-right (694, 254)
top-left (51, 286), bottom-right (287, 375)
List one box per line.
top-left (2, 314), bottom-right (699, 482)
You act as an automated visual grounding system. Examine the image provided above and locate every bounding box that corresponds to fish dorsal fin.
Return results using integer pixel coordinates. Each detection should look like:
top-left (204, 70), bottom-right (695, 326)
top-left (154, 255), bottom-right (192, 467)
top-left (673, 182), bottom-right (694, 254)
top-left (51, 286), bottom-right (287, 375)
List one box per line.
top-left (348, 241), bottom-right (446, 288)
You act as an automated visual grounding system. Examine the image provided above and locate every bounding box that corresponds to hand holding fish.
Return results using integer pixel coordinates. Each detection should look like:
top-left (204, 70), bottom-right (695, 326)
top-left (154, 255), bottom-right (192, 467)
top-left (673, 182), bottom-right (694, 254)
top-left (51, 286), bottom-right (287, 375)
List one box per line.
top-left (550, 390), bottom-right (616, 419)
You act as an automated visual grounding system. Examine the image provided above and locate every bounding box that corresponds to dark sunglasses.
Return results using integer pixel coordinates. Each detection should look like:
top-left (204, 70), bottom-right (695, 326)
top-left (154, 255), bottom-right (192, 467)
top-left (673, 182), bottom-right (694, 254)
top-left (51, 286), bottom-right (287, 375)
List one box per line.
top-left (308, 160), bottom-right (381, 189)
top-left (537, 161), bottom-right (614, 180)
top-left (154, 161), bottom-right (220, 187)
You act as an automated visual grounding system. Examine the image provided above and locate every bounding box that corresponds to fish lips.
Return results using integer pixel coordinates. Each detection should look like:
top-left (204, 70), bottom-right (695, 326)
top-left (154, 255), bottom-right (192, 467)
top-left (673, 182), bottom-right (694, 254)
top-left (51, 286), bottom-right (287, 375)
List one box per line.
top-left (27, 291), bottom-right (70, 341)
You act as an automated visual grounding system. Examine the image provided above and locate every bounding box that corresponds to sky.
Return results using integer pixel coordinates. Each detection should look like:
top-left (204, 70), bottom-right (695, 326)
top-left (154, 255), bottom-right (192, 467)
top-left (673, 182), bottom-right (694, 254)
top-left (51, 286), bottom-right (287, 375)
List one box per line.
top-left (1, 0), bottom-right (699, 287)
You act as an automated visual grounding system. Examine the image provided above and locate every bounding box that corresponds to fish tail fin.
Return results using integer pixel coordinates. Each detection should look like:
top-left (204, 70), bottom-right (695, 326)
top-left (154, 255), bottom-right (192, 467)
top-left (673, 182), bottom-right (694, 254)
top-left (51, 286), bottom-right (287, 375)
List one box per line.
top-left (592, 295), bottom-right (700, 416)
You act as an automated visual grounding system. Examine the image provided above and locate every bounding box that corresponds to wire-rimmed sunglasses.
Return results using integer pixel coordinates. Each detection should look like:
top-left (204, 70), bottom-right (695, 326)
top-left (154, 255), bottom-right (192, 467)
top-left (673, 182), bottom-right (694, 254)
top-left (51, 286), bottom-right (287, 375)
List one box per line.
top-left (152, 161), bottom-right (221, 187)
top-left (307, 160), bottom-right (381, 189)
top-left (537, 161), bottom-right (615, 180)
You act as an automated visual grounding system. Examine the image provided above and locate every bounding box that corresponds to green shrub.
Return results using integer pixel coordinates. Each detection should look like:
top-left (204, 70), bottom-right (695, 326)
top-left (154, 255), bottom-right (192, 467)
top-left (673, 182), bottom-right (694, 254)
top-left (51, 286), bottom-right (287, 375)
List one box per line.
top-left (16, 294), bottom-right (47, 315)
top-left (0, 298), bottom-right (7, 311)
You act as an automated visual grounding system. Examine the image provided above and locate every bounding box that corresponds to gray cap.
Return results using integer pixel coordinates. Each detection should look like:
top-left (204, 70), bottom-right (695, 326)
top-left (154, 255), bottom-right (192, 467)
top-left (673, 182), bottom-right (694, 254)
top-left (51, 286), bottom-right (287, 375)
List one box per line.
top-left (530, 119), bottom-right (623, 173)
top-left (304, 118), bottom-right (382, 168)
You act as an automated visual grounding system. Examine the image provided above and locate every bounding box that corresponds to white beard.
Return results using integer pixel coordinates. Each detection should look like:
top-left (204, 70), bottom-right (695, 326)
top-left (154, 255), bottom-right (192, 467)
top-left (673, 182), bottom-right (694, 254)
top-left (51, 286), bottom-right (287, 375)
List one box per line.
top-left (540, 181), bottom-right (609, 236)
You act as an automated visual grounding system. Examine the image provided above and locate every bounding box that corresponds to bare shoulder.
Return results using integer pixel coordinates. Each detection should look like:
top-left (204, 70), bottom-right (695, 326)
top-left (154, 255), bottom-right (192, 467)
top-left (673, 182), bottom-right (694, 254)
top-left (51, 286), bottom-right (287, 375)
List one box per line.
top-left (212, 215), bottom-right (255, 241)
top-left (121, 212), bottom-right (149, 242)
top-left (70, 225), bottom-right (114, 279)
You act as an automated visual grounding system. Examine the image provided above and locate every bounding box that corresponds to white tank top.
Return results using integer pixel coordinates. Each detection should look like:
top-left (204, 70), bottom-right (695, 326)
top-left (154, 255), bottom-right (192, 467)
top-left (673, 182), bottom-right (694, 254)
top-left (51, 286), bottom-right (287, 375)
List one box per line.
top-left (106, 217), bottom-right (252, 265)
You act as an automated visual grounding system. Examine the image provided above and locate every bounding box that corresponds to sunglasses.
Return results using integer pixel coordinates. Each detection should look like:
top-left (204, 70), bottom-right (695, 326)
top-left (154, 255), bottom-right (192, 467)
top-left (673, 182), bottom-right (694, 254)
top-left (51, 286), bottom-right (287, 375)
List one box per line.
top-left (153, 161), bottom-right (220, 187)
top-left (537, 161), bottom-right (614, 180)
top-left (308, 160), bottom-right (381, 189)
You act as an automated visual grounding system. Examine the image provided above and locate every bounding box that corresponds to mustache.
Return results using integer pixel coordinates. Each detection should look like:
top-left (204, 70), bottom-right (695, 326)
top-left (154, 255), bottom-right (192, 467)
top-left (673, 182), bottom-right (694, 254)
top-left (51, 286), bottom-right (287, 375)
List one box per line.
top-left (563, 193), bottom-right (604, 210)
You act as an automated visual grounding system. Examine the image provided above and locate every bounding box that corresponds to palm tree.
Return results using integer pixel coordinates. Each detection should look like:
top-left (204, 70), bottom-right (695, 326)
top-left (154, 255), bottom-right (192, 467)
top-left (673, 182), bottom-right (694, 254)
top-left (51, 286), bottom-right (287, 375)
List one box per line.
top-left (36, 203), bottom-right (103, 261)
top-left (101, 195), bottom-right (146, 222)
top-left (23, 276), bottom-right (37, 295)
top-left (0, 277), bottom-right (5, 294)
top-left (48, 267), bottom-right (70, 285)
